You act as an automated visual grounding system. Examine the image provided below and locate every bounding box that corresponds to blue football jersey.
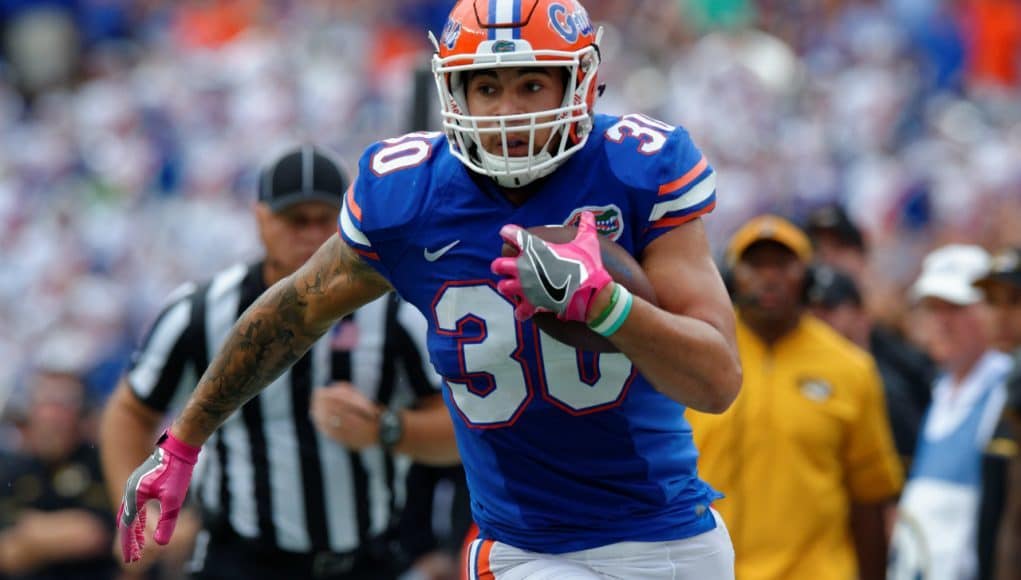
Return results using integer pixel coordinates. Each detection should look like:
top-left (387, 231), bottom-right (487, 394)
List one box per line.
top-left (340, 114), bottom-right (720, 553)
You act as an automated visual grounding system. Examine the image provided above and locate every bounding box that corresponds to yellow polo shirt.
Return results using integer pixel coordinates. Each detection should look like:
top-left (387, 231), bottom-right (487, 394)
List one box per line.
top-left (687, 314), bottom-right (903, 580)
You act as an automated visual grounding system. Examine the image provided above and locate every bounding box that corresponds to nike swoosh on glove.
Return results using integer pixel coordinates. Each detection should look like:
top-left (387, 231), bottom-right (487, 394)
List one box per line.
top-left (117, 430), bottom-right (200, 563)
top-left (491, 210), bottom-right (612, 322)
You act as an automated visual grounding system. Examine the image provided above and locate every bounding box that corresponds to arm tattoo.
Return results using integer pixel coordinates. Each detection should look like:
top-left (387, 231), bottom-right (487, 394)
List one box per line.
top-left (336, 238), bottom-right (381, 280)
top-left (175, 237), bottom-right (385, 441)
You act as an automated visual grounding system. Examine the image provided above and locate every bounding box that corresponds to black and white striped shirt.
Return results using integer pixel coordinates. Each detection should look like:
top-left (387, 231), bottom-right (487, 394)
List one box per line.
top-left (127, 261), bottom-right (438, 554)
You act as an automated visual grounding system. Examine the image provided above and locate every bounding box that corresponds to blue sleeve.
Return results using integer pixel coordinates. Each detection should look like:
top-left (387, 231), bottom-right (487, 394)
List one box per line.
top-left (600, 115), bottom-right (717, 254)
top-left (338, 133), bottom-right (442, 280)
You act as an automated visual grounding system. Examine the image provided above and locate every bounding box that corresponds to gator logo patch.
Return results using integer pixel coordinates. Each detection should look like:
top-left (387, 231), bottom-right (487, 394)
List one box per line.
top-left (492, 40), bottom-right (516, 53)
top-left (565, 205), bottom-right (623, 241)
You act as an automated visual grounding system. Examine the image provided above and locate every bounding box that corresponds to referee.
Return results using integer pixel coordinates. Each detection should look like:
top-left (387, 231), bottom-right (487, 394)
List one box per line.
top-left (98, 145), bottom-right (458, 580)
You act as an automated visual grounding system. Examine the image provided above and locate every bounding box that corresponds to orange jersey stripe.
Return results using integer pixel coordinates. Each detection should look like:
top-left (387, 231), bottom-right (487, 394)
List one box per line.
top-left (477, 539), bottom-right (496, 580)
top-left (345, 185), bottom-right (362, 221)
top-left (353, 248), bottom-right (379, 261)
top-left (649, 199), bottom-right (716, 229)
top-left (658, 156), bottom-right (708, 196)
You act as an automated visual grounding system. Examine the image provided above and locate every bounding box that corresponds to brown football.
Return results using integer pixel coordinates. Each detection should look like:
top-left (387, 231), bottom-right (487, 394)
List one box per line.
top-left (502, 225), bottom-right (658, 353)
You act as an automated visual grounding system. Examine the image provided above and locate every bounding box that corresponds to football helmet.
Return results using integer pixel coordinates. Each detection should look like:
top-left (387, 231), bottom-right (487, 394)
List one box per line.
top-left (430, 0), bottom-right (602, 188)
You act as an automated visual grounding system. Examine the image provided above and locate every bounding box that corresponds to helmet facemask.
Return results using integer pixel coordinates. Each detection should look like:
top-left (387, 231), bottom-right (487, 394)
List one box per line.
top-left (431, 39), bottom-right (601, 188)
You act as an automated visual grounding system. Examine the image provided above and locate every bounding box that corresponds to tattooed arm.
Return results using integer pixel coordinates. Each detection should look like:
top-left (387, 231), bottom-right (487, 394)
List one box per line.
top-left (171, 234), bottom-right (391, 446)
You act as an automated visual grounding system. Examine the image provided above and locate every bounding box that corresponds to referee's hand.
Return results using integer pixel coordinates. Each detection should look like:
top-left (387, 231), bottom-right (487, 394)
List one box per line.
top-left (311, 382), bottom-right (382, 450)
top-left (116, 430), bottom-right (200, 563)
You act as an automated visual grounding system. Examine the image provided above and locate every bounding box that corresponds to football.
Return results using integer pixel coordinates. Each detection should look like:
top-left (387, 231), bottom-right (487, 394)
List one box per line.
top-left (502, 225), bottom-right (658, 353)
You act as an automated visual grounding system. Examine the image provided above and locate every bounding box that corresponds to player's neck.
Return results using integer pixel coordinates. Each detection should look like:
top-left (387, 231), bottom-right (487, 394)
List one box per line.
top-left (501, 187), bottom-right (534, 206)
top-left (468, 170), bottom-right (545, 207)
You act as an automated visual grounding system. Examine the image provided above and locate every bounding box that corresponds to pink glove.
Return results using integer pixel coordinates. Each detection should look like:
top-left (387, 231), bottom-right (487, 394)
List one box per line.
top-left (116, 430), bottom-right (200, 563)
top-left (492, 211), bottom-right (612, 322)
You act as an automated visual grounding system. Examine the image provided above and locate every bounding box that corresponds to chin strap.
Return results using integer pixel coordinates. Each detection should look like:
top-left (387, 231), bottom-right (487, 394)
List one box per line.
top-left (478, 148), bottom-right (558, 188)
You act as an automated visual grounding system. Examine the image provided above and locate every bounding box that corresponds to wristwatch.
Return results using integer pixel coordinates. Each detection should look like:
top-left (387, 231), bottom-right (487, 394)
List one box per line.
top-left (378, 409), bottom-right (404, 450)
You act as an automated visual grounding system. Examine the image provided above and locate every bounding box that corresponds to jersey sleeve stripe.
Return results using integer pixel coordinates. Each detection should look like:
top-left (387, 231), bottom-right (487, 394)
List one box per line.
top-left (657, 155), bottom-right (707, 196)
top-left (345, 185), bottom-right (362, 221)
top-left (649, 199), bottom-right (716, 229)
top-left (340, 201), bottom-right (371, 247)
top-left (353, 248), bottom-right (380, 261)
top-left (340, 185), bottom-right (382, 262)
top-left (649, 170), bottom-right (716, 221)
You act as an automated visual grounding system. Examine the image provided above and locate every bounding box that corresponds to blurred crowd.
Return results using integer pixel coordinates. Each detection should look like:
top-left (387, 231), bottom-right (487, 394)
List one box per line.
top-left (0, 0), bottom-right (1020, 577)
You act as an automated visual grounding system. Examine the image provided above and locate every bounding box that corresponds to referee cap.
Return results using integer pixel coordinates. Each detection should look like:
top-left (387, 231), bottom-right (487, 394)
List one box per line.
top-left (258, 145), bottom-right (351, 212)
top-left (726, 214), bottom-right (813, 266)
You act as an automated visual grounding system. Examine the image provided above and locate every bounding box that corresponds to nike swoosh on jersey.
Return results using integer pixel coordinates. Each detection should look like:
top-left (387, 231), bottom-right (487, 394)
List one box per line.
top-left (525, 237), bottom-right (569, 303)
top-left (424, 240), bottom-right (461, 262)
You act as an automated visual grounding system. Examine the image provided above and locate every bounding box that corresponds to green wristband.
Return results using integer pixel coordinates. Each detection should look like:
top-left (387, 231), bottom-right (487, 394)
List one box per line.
top-left (589, 285), bottom-right (633, 337)
top-left (588, 284), bottom-right (621, 329)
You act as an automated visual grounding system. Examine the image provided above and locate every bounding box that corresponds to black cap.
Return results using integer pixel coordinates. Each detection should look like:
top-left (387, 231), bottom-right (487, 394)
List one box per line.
top-left (806, 265), bottom-right (863, 309)
top-left (803, 204), bottom-right (865, 251)
top-left (974, 247), bottom-right (1021, 289)
top-left (258, 145), bottom-right (350, 212)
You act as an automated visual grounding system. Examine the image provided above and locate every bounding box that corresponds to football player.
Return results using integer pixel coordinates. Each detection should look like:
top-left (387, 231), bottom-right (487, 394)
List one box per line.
top-left (115, 1), bottom-right (742, 578)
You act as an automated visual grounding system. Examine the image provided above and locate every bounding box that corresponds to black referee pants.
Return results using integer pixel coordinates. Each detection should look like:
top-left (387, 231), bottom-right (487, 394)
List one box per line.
top-left (187, 529), bottom-right (397, 580)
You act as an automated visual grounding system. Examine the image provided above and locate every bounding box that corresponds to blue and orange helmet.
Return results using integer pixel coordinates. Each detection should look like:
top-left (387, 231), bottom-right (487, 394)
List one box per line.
top-left (430, 0), bottom-right (602, 187)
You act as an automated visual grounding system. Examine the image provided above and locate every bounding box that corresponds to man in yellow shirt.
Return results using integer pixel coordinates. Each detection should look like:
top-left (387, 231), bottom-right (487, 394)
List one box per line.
top-left (688, 215), bottom-right (903, 580)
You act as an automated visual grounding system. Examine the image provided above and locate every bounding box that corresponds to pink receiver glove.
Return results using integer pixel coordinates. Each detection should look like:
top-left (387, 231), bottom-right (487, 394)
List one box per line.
top-left (116, 430), bottom-right (200, 563)
top-left (491, 211), bottom-right (613, 322)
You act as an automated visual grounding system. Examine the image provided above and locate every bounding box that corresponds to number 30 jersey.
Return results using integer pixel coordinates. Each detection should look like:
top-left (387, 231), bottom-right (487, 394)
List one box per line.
top-left (340, 113), bottom-right (720, 553)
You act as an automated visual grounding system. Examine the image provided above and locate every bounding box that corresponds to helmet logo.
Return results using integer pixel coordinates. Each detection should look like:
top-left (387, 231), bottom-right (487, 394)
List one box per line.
top-left (492, 40), bottom-right (516, 53)
top-left (549, 2), bottom-right (594, 43)
top-left (441, 18), bottom-right (462, 49)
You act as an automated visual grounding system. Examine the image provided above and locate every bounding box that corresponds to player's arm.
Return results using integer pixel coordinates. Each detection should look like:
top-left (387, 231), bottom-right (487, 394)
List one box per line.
top-left (173, 233), bottom-right (391, 445)
top-left (597, 219), bottom-right (741, 413)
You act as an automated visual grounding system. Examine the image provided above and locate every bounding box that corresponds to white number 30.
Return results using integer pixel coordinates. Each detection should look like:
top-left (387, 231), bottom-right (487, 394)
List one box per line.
top-left (435, 284), bottom-right (635, 428)
top-left (605, 114), bottom-right (673, 155)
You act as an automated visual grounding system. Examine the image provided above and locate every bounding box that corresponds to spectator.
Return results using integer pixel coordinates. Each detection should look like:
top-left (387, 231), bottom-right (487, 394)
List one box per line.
top-left (807, 264), bottom-right (936, 469)
top-left (803, 204), bottom-right (869, 287)
top-left (996, 365), bottom-right (1021, 580)
top-left (971, 247), bottom-right (1021, 580)
top-left (889, 244), bottom-right (1012, 580)
top-left (689, 215), bottom-right (902, 580)
top-left (0, 361), bottom-right (117, 579)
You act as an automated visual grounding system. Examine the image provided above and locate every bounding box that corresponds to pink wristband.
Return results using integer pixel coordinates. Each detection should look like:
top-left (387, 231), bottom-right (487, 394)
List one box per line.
top-left (160, 430), bottom-right (201, 464)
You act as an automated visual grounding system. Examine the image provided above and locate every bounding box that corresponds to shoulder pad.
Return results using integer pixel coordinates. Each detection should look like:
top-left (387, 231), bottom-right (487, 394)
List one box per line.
top-left (340, 131), bottom-right (444, 253)
top-left (598, 114), bottom-right (712, 195)
top-left (595, 114), bottom-right (717, 241)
